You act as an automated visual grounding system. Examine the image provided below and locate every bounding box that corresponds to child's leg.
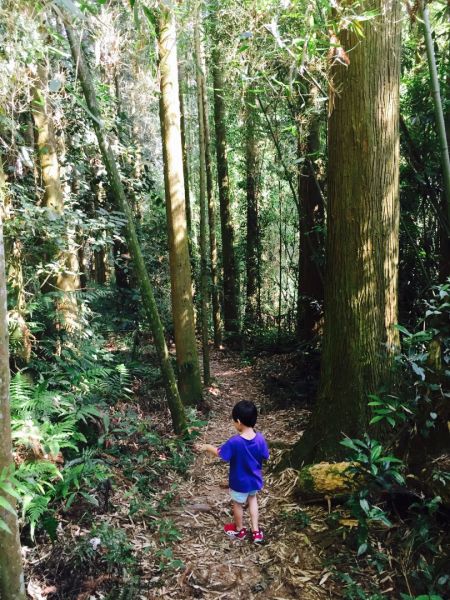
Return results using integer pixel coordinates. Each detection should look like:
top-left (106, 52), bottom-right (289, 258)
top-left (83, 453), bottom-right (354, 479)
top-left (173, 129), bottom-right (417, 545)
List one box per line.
top-left (247, 493), bottom-right (259, 532)
top-left (233, 501), bottom-right (244, 530)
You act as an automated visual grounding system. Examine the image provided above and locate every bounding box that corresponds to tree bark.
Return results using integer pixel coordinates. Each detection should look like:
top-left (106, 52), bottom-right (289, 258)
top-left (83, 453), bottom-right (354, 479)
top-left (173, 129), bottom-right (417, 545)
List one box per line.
top-left (157, 4), bottom-right (203, 406)
top-left (178, 67), bottom-right (192, 240)
top-left (64, 19), bottom-right (187, 433)
top-left (0, 199), bottom-right (26, 600)
top-left (288, 0), bottom-right (401, 465)
top-left (197, 23), bottom-right (222, 348)
top-left (211, 24), bottom-right (240, 341)
top-left (297, 110), bottom-right (324, 341)
top-left (195, 15), bottom-right (211, 385)
top-left (244, 84), bottom-right (260, 329)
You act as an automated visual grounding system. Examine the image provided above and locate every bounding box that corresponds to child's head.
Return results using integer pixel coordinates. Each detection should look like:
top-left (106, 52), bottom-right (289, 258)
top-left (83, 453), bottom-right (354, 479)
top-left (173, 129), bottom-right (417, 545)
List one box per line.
top-left (232, 400), bottom-right (257, 428)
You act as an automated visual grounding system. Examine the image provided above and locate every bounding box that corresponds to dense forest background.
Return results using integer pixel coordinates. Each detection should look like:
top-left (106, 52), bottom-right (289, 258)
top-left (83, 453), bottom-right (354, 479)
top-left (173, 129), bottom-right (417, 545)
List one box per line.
top-left (0, 0), bottom-right (449, 598)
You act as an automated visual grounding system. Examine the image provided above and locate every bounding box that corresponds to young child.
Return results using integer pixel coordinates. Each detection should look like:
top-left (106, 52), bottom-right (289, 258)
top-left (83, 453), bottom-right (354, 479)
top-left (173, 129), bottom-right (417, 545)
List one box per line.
top-left (195, 400), bottom-right (269, 543)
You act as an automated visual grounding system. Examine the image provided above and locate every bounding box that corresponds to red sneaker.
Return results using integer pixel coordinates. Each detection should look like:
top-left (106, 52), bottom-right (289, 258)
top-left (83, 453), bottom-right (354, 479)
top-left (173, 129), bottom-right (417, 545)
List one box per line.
top-left (252, 530), bottom-right (264, 543)
top-left (223, 523), bottom-right (247, 540)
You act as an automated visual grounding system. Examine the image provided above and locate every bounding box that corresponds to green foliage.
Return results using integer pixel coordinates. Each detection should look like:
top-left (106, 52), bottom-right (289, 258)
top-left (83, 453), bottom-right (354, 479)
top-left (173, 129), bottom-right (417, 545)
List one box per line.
top-left (339, 435), bottom-right (405, 552)
top-left (73, 522), bottom-right (137, 573)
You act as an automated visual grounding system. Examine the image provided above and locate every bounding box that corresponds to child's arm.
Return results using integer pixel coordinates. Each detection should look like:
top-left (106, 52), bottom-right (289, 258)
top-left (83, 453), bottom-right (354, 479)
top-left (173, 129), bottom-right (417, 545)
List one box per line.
top-left (194, 443), bottom-right (219, 457)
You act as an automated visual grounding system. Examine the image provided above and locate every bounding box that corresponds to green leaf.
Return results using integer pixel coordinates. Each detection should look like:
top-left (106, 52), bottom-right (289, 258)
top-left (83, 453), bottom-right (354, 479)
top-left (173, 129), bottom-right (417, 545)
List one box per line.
top-left (0, 519), bottom-right (12, 534)
top-left (142, 5), bottom-right (156, 28)
top-left (369, 414), bottom-right (385, 424)
top-left (359, 499), bottom-right (370, 514)
top-left (411, 362), bottom-right (425, 380)
top-left (357, 542), bottom-right (368, 556)
top-left (370, 445), bottom-right (382, 461)
top-left (395, 324), bottom-right (412, 337)
top-left (0, 495), bottom-right (16, 515)
top-left (340, 438), bottom-right (357, 451)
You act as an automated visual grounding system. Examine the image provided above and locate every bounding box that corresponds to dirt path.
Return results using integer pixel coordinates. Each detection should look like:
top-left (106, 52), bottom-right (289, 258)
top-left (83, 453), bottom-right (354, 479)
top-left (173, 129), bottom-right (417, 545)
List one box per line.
top-left (154, 350), bottom-right (331, 600)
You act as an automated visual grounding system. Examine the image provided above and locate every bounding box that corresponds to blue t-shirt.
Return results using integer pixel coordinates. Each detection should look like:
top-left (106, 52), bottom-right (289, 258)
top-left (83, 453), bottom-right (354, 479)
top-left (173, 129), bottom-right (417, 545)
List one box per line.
top-left (218, 432), bottom-right (270, 493)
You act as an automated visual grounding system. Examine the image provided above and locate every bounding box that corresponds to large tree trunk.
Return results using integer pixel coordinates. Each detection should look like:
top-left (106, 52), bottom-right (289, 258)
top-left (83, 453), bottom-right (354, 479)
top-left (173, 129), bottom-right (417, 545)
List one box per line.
top-left (157, 4), bottom-right (203, 406)
top-left (31, 62), bottom-right (80, 333)
top-left (288, 0), bottom-right (401, 466)
top-left (64, 19), bottom-right (187, 433)
top-left (297, 110), bottom-right (324, 341)
top-left (0, 207), bottom-right (26, 600)
top-left (211, 16), bottom-right (240, 342)
top-left (244, 85), bottom-right (260, 329)
top-left (195, 14), bottom-right (211, 385)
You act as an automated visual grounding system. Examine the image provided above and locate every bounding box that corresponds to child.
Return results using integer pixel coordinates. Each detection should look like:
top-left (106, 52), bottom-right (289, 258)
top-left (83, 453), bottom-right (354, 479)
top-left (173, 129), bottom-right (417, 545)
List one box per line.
top-left (195, 400), bottom-right (269, 543)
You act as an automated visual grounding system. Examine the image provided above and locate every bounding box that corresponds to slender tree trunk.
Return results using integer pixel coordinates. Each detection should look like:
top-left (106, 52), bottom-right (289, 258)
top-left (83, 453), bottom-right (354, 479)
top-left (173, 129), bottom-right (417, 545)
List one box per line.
top-left (156, 4), bottom-right (203, 406)
top-left (297, 110), bottom-right (324, 341)
top-left (278, 185), bottom-right (283, 338)
top-left (211, 28), bottom-right (240, 341)
top-left (195, 16), bottom-right (222, 348)
top-left (244, 85), bottom-right (259, 329)
top-left (288, 0), bottom-right (401, 465)
top-left (438, 11), bottom-right (450, 279)
top-left (64, 19), bottom-right (186, 433)
top-left (421, 1), bottom-right (450, 227)
top-left (195, 15), bottom-right (211, 384)
top-left (178, 68), bottom-right (192, 239)
top-left (31, 62), bottom-right (80, 332)
top-left (0, 199), bottom-right (26, 600)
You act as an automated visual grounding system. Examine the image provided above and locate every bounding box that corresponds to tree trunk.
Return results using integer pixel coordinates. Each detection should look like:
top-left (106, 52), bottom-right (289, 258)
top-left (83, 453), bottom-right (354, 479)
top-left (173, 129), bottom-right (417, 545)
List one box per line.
top-left (421, 1), bottom-right (450, 236)
top-left (244, 85), bottom-right (259, 329)
top-left (178, 67), bottom-right (192, 240)
top-left (195, 15), bottom-right (211, 385)
top-left (0, 208), bottom-right (26, 600)
top-left (31, 62), bottom-right (80, 333)
top-left (197, 22), bottom-right (222, 348)
top-left (288, 0), bottom-right (401, 466)
top-left (64, 19), bottom-right (187, 433)
top-left (156, 4), bottom-right (203, 406)
top-left (211, 27), bottom-right (240, 341)
top-left (439, 16), bottom-right (450, 279)
top-left (297, 110), bottom-right (324, 341)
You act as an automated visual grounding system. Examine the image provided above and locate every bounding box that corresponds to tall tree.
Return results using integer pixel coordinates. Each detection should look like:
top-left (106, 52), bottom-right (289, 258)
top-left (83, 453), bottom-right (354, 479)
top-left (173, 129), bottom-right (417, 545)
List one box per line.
top-left (296, 105), bottom-right (324, 341)
top-left (195, 13), bottom-right (211, 384)
top-left (157, 3), bottom-right (203, 405)
top-left (196, 11), bottom-right (222, 348)
top-left (210, 6), bottom-right (240, 341)
top-left (64, 17), bottom-right (187, 433)
top-left (0, 171), bottom-right (26, 600)
top-left (288, 0), bottom-right (402, 465)
top-left (178, 65), bottom-right (192, 241)
top-left (244, 82), bottom-right (260, 328)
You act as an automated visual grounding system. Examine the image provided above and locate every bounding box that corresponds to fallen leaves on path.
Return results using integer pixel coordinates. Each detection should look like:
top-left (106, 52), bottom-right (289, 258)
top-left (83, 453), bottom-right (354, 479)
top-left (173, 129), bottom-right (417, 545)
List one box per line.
top-left (159, 350), bottom-right (331, 600)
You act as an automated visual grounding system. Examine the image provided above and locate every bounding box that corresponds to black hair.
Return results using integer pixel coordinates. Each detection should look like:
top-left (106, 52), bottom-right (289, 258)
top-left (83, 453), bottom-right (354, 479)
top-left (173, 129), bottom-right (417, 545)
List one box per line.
top-left (232, 400), bottom-right (257, 427)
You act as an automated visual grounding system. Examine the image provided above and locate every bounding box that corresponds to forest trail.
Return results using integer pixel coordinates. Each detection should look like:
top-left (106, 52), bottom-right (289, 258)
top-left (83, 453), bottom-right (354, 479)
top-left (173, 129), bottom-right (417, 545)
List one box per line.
top-left (155, 350), bottom-right (331, 600)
